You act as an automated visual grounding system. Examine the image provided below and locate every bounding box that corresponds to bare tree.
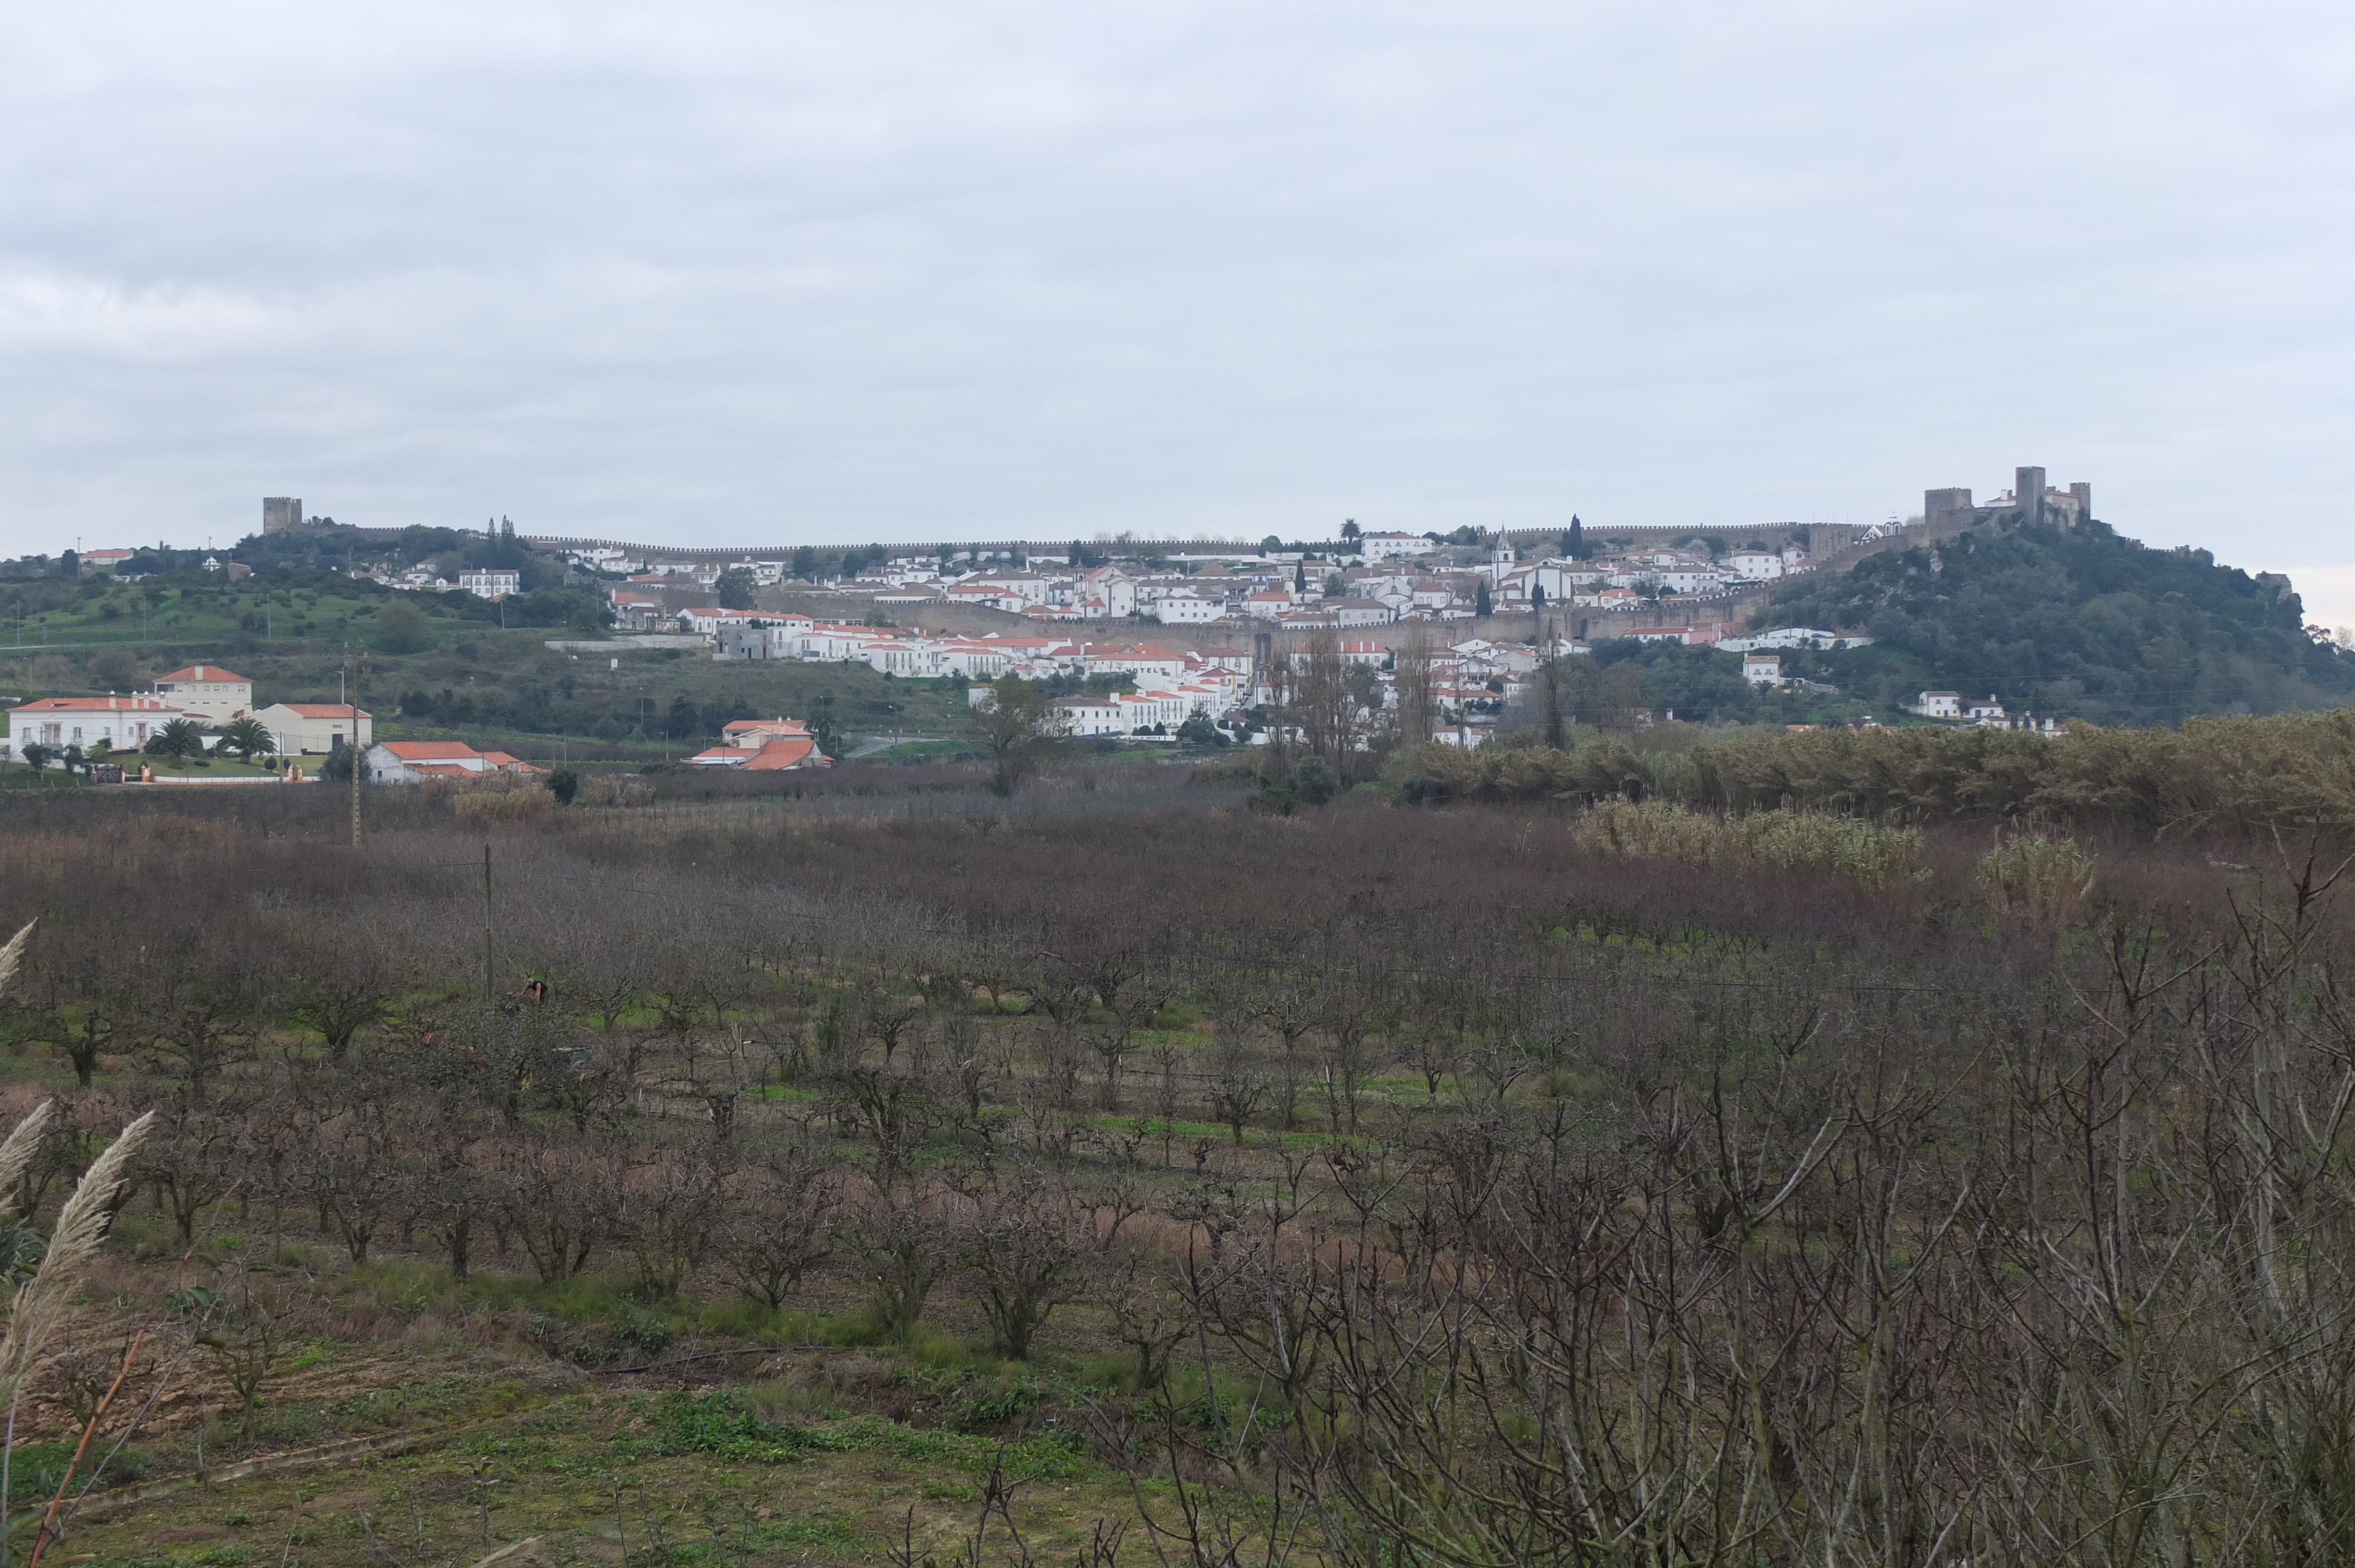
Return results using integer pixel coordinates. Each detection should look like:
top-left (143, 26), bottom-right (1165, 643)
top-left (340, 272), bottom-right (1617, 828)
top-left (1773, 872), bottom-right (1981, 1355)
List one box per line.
top-left (955, 1169), bottom-right (1093, 1360)
top-left (1392, 623), bottom-right (1437, 750)
top-left (715, 1148), bottom-right (843, 1308)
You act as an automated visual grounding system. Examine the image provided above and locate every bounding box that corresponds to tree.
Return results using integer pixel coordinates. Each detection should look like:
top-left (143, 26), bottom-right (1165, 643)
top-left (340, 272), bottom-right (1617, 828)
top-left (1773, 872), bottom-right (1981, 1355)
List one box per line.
top-left (790, 545), bottom-right (818, 580)
top-left (1293, 562), bottom-right (1307, 595)
top-left (966, 676), bottom-right (1066, 796)
top-left (1286, 631), bottom-right (1379, 779)
top-left (1261, 536), bottom-right (1283, 554)
top-left (218, 716), bottom-right (271, 763)
top-left (717, 1151), bottom-right (841, 1308)
top-left (1474, 580), bottom-right (1494, 618)
top-left (958, 1172), bottom-right (1093, 1360)
top-left (1175, 712), bottom-right (1225, 746)
top-left (1532, 583), bottom-right (1547, 614)
top-left (373, 597), bottom-right (433, 654)
top-left (858, 1191), bottom-right (953, 1340)
top-left (145, 719), bottom-right (204, 759)
top-left (1341, 519), bottom-right (1360, 543)
top-left (18, 743), bottom-right (49, 775)
top-left (1324, 572), bottom-right (1346, 599)
top-left (549, 767), bottom-right (579, 804)
top-left (1564, 515), bottom-right (1588, 559)
top-left (1393, 625), bottom-right (1437, 747)
top-left (715, 567), bottom-right (757, 609)
top-left (319, 742), bottom-right (366, 783)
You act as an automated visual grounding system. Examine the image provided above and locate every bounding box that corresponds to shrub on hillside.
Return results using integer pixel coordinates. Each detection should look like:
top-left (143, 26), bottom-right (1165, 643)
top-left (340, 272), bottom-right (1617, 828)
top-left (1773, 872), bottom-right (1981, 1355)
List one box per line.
top-left (1976, 831), bottom-right (2097, 928)
top-left (1573, 799), bottom-right (1923, 889)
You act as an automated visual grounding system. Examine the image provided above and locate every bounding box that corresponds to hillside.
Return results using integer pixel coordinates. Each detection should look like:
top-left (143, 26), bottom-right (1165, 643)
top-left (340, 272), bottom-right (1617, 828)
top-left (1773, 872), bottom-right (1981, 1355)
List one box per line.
top-left (0, 560), bottom-right (968, 759)
top-left (1757, 516), bottom-right (2354, 722)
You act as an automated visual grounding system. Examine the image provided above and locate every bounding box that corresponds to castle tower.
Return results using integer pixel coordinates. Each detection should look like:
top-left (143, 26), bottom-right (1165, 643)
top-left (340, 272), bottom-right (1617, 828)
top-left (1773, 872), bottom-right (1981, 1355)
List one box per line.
top-left (263, 497), bottom-right (303, 534)
top-left (2015, 467), bottom-right (2046, 526)
top-left (1925, 487), bottom-right (1975, 531)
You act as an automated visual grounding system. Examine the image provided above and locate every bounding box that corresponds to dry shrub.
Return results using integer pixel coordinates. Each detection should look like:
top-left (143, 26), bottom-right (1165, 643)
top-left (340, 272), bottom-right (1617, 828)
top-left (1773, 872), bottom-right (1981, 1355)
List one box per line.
top-left (1976, 830), bottom-right (2096, 926)
top-left (577, 775), bottom-right (655, 808)
top-left (1574, 798), bottom-right (1922, 889)
top-left (450, 785), bottom-right (555, 823)
top-left (1402, 710), bottom-right (2355, 839)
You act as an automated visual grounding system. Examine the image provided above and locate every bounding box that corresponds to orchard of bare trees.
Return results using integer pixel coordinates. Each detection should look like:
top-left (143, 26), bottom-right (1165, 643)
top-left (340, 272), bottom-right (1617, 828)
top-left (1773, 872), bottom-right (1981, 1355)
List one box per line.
top-left (4, 754), bottom-right (2355, 1564)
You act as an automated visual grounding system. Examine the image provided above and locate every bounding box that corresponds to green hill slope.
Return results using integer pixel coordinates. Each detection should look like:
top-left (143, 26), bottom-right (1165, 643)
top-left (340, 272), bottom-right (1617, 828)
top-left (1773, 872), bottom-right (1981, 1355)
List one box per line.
top-left (1759, 518), bottom-right (2354, 723)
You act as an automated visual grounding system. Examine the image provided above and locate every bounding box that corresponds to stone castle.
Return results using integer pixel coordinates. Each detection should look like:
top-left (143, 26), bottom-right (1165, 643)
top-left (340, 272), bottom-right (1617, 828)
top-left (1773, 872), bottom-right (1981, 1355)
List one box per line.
top-left (1926, 467), bottom-right (2090, 533)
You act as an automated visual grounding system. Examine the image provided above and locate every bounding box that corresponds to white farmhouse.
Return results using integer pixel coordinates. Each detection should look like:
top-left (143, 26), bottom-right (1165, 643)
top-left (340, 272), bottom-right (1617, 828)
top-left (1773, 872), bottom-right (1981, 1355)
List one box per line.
top-left (5, 695), bottom-right (191, 759)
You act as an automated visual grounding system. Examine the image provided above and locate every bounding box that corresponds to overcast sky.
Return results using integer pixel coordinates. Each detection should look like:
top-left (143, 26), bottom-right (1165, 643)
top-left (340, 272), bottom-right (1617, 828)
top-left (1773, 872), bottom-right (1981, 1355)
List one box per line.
top-left (4, 2), bottom-right (2350, 613)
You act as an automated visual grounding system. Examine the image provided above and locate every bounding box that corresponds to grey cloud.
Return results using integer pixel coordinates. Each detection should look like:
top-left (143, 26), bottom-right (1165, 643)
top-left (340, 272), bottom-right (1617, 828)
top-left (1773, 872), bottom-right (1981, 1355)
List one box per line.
top-left (0, 0), bottom-right (2347, 587)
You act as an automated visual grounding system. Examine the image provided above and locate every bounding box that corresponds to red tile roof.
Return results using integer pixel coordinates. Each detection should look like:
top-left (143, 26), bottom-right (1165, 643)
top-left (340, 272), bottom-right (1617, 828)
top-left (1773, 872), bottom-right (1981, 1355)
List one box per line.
top-left (739, 736), bottom-right (817, 770)
top-left (378, 741), bottom-right (483, 760)
top-left (10, 695), bottom-right (178, 712)
top-left (275, 703), bottom-right (369, 719)
top-left (154, 665), bottom-right (250, 684)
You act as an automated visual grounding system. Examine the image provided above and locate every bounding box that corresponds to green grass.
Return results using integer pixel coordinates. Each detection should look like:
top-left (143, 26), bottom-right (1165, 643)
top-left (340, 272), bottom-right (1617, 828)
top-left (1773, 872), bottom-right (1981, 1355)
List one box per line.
top-left (0, 572), bottom-right (977, 757)
top-left (133, 755), bottom-right (280, 778)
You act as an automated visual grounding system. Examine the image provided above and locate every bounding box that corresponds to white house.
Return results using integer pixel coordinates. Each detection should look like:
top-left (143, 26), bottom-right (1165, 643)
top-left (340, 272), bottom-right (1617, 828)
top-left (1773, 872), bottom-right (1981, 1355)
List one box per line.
top-left (1966, 695), bottom-right (2008, 724)
top-left (5, 695), bottom-right (190, 759)
top-left (458, 570), bottom-right (520, 600)
top-left (1727, 550), bottom-right (1784, 581)
top-left (1656, 569), bottom-right (1729, 595)
top-left (150, 665), bottom-right (254, 723)
top-left (1084, 643), bottom-right (1190, 682)
top-left (1152, 592), bottom-right (1226, 624)
top-left (1052, 696), bottom-right (1123, 736)
top-left (1742, 653), bottom-right (1783, 686)
top-left (254, 703), bottom-right (374, 755)
top-left (1917, 690), bottom-right (1962, 719)
top-left (1357, 532), bottom-right (1428, 563)
top-left (1325, 597), bottom-right (1397, 627)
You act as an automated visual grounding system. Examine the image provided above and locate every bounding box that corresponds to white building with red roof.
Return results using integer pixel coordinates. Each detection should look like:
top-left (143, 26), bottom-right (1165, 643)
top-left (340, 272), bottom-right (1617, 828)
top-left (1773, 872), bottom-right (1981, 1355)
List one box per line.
top-left (151, 665), bottom-right (253, 723)
top-left (363, 739), bottom-right (544, 783)
top-left (687, 717), bottom-right (828, 770)
top-left (1082, 643), bottom-right (1190, 682)
top-left (253, 703), bottom-right (373, 756)
top-left (5, 695), bottom-right (188, 759)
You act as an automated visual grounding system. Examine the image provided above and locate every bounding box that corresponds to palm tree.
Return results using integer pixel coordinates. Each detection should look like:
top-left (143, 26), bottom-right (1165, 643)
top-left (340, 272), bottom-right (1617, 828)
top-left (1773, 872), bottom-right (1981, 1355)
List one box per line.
top-left (148, 718), bottom-right (204, 759)
top-left (218, 716), bottom-right (271, 763)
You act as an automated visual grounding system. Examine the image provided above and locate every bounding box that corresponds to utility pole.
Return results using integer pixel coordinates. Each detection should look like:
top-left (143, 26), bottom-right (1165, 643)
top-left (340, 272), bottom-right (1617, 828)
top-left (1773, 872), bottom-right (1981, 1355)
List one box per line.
top-left (483, 843), bottom-right (496, 1006)
top-left (349, 646), bottom-right (364, 846)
